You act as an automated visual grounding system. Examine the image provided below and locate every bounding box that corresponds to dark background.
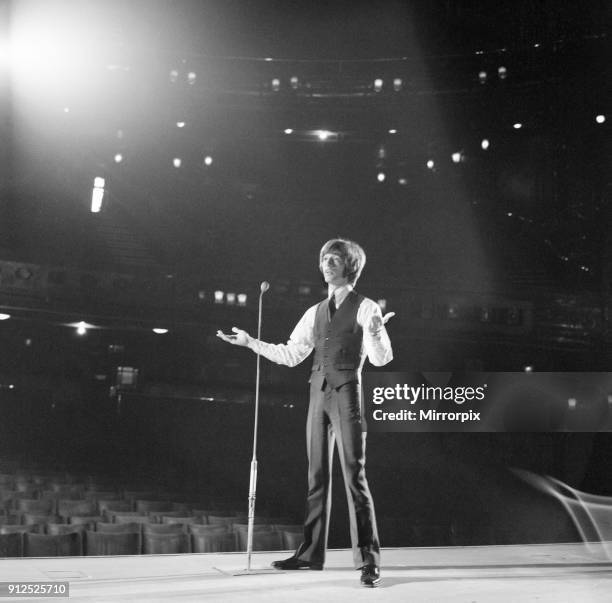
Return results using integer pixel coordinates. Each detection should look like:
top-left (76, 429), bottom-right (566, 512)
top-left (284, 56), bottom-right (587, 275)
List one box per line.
top-left (0, 0), bottom-right (610, 547)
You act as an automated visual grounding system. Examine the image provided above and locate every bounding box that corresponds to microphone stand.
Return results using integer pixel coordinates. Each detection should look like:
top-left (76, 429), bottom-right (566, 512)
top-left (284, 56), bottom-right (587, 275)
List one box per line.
top-left (224, 282), bottom-right (279, 576)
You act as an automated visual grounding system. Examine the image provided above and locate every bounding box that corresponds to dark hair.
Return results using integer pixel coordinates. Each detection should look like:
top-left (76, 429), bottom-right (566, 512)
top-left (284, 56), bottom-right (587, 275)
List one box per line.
top-left (319, 238), bottom-right (366, 285)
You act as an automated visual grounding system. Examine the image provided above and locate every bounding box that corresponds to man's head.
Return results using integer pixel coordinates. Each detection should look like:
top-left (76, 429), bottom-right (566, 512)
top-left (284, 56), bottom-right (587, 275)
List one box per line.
top-left (319, 238), bottom-right (366, 287)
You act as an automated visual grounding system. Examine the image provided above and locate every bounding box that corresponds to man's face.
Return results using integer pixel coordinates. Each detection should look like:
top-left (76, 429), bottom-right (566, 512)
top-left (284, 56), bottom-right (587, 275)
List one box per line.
top-left (320, 252), bottom-right (349, 287)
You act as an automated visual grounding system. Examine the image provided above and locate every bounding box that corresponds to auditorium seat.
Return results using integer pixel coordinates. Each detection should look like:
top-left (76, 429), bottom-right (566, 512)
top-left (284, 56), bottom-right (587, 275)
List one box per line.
top-left (97, 500), bottom-right (131, 519)
top-left (0, 524), bottom-right (41, 535)
top-left (24, 532), bottom-right (82, 557)
top-left (85, 531), bottom-right (141, 556)
top-left (232, 524), bottom-right (283, 552)
top-left (0, 531), bottom-right (22, 557)
top-left (16, 498), bottom-right (55, 516)
top-left (135, 500), bottom-right (174, 514)
top-left (142, 523), bottom-right (190, 554)
top-left (272, 524), bottom-right (303, 549)
top-left (57, 499), bottom-right (97, 520)
top-left (68, 515), bottom-right (104, 529)
top-left (111, 512), bottom-right (151, 525)
top-left (161, 515), bottom-right (200, 527)
top-left (83, 490), bottom-right (119, 501)
top-left (189, 524), bottom-right (235, 553)
top-left (21, 513), bottom-right (62, 527)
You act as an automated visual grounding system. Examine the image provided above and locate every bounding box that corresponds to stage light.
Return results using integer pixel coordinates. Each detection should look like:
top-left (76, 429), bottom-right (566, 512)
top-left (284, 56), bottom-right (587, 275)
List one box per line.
top-left (316, 130), bottom-right (331, 141)
top-left (91, 177), bottom-right (105, 213)
top-left (481, 138), bottom-right (490, 150)
top-left (271, 78), bottom-right (280, 91)
top-left (237, 293), bottom-right (247, 306)
top-left (284, 128), bottom-right (293, 134)
top-left (187, 71), bottom-right (197, 84)
top-left (478, 71), bottom-right (487, 83)
top-left (0, 313), bottom-right (10, 320)
top-left (226, 292), bottom-right (236, 305)
top-left (76, 321), bottom-right (88, 336)
top-left (398, 177), bottom-right (408, 186)
top-left (513, 122), bottom-right (522, 129)
top-left (114, 153), bottom-right (123, 164)
top-left (568, 398), bottom-right (577, 409)
top-left (596, 114), bottom-right (606, 124)
top-left (290, 76), bottom-right (299, 89)
top-left (373, 78), bottom-right (383, 92)
top-left (524, 365), bottom-right (534, 372)
top-left (507, 212), bottom-right (513, 217)
top-left (451, 152), bottom-right (462, 163)
top-left (426, 159), bottom-right (435, 170)
top-left (388, 129), bottom-right (397, 134)
top-left (203, 155), bottom-right (213, 166)
top-left (152, 328), bottom-right (168, 334)
top-left (498, 66), bottom-right (507, 79)
top-left (377, 146), bottom-right (386, 159)
top-left (214, 290), bottom-right (224, 303)
top-left (169, 69), bottom-right (179, 83)
top-left (377, 172), bottom-right (386, 182)
top-left (173, 158), bottom-right (182, 168)
top-left (393, 78), bottom-right (402, 91)
top-left (176, 121), bottom-right (186, 128)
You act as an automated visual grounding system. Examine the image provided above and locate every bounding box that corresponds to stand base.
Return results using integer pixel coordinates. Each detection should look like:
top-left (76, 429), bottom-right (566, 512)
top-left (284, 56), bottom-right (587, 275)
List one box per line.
top-left (214, 567), bottom-right (283, 576)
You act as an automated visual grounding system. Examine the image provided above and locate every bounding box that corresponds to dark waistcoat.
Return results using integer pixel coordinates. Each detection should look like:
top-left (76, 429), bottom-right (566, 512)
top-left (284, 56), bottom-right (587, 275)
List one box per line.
top-left (310, 290), bottom-right (365, 389)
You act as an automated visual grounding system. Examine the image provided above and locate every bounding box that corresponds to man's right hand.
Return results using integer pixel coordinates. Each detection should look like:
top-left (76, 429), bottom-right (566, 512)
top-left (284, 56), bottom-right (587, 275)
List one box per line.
top-left (216, 327), bottom-right (251, 347)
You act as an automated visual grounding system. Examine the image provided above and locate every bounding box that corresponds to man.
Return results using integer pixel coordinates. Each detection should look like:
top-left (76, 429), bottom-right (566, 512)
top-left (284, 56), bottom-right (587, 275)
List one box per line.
top-left (217, 238), bottom-right (393, 587)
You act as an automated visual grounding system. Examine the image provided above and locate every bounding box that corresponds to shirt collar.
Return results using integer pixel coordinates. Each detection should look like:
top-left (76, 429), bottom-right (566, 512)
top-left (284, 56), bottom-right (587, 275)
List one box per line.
top-left (328, 283), bottom-right (353, 306)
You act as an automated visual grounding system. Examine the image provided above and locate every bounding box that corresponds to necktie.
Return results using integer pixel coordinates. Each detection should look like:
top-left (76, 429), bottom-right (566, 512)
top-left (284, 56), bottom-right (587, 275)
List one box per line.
top-left (329, 295), bottom-right (336, 319)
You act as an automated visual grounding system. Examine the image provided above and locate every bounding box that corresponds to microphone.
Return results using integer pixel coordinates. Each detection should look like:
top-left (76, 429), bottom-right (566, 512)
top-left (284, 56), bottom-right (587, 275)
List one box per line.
top-left (260, 281), bottom-right (270, 293)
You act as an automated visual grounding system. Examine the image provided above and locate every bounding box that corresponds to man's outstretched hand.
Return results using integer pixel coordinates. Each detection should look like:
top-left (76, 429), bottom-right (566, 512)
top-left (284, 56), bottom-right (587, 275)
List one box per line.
top-left (216, 327), bottom-right (251, 347)
top-left (368, 312), bottom-right (396, 335)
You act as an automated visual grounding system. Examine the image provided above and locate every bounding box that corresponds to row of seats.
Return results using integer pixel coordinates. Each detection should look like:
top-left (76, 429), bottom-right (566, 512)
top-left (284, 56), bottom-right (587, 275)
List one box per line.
top-left (0, 522), bottom-right (303, 557)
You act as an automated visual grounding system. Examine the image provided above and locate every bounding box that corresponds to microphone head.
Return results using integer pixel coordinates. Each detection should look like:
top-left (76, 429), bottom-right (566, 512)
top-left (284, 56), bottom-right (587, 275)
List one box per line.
top-left (260, 281), bottom-right (270, 293)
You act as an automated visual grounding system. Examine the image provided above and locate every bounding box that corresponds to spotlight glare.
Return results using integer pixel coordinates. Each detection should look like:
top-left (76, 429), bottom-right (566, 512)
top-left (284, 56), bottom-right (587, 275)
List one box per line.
top-left (426, 159), bottom-right (435, 170)
top-left (481, 138), bottom-right (490, 150)
top-left (513, 122), bottom-right (523, 129)
top-left (316, 130), bottom-right (331, 141)
top-left (237, 293), bottom-right (247, 306)
top-left (377, 172), bottom-right (386, 183)
top-left (271, 77), bottom-right (281, 91)
top-left (595, 114), bottom-right (606, 124)
top-left (214, 290), bottom-right (224, 303)
top-left (173, 158), bottom-right (182, 168)
top-left (373, 78), bottom-right (383, 92)
top-left (187, 71), bottom-right (197, 84)
top-left (451, 152), bottom-right (462, 163)
top-left (176, 121), bottom-right (186, 128)
top-left (169, 69), bottom-right (179, 83)
top-left (498, 66), bottom-right (507, 79)
top-left (398, 177), bottom-right (408, 186)
top-left (152, 328), bottom-right (168, 334)
top-left (114, 153), bottom-right (123, 163)
top-left (478, 70), bottom-right (487, 83)
top-left (0, 313), bottom-right (10, 320)
top-left (203, 155), bottom-right (213, 166)
top-left (388, 129), bottom-right (397, 134)
top-left (284, 128), bottom-right (293, 134)
top-left (393, 77), bottom-right (402, 91)
top-left (290, 76), bottom-right (299, 89)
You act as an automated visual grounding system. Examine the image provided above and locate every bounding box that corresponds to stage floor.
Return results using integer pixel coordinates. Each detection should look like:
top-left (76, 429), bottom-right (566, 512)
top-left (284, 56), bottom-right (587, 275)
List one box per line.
top-left (0, 542), bottom-right (610, 602)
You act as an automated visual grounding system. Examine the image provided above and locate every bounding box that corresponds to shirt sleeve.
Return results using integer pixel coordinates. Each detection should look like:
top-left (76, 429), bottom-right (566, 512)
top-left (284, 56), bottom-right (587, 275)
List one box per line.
top-left (246, 304), bottom-right (317, 367)
top-left (357, 298), bottom-right (394, 367)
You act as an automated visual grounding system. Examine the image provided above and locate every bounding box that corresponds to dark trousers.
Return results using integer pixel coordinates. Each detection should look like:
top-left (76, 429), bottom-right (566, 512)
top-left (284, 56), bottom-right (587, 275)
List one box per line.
top-left (295, 379), bottom-right (380, 569)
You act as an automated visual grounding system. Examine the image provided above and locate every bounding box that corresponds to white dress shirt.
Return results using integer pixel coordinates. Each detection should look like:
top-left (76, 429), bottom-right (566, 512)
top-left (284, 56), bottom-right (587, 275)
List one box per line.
top-left (247, 284), bottom-right (393, 368)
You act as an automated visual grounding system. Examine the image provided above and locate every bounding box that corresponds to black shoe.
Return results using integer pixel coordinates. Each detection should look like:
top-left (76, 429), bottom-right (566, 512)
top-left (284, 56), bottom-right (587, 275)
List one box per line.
top-left (271, 556), bottom-right (323, 571)
top-left (360, 564), bottom-right (381, 587)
